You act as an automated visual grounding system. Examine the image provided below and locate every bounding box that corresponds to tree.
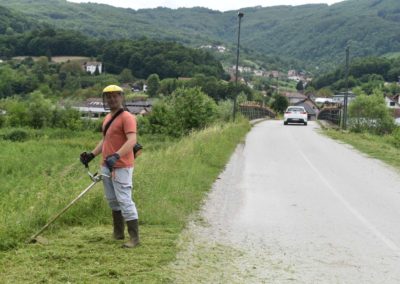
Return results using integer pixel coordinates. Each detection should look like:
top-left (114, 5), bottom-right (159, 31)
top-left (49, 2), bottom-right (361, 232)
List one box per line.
top-left (348, 89), bottom-right (395, 134)
top-left (296, 80), bottom-right (304, 92)
top-left (147, 73), bottom-right (160, 97)
top-left (170, 87), bottom-right (217, 135)
top-left (94, 65), bottom-right (100, 76)
top-left (316, 88), bottom-right (334, 97)
top-left (119, 68), bottom-right (134, 83)
top-left (271, 94), bottom-right (288, 113)
top-left (27, 91), bottom-right (53, 128)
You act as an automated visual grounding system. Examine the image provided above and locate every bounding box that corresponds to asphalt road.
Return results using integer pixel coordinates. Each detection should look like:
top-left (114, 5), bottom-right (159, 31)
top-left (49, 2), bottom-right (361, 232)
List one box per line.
top-left (171, 120), bottom-right (400, 283)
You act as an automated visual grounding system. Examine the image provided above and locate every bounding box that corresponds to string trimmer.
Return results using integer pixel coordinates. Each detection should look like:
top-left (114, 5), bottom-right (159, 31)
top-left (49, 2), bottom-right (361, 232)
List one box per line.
top-left (27, 166), bottom-right (108, 244)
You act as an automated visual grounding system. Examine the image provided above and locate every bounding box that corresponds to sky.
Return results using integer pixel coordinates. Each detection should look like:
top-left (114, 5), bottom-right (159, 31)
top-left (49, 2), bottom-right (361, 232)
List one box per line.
top-left (67, 0), bottom-right (346, 12)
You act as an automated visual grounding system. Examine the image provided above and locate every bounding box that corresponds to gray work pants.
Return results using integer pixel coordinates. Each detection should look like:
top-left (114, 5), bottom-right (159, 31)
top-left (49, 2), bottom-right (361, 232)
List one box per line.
top-left (102, 166), bottom-right (138, 221)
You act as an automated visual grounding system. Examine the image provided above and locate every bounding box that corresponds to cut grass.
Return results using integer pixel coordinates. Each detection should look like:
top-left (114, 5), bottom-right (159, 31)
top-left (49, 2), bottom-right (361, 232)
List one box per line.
top-left (0, 120), bottom-right (250, 282)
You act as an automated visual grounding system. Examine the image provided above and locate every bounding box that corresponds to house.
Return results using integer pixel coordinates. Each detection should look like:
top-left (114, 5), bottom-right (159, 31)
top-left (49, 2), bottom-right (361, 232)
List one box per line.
top-left (216, 45), bottom-right (227, 53)
top-left (253, 70), bottom-right (264, 76)
top-left (83, 61), bottom-right (102, 75)
top-left (73, 97), bottom-right (152, 118)
top-left (385, 95), bottom-right (400, 109)
top-left (288, 76), bottom-right (302, 82)
top-left (294, 99), bottom-right (319, 121)
top-left (125, 100), bottom-right (152, 115)
top-left (385, 95), bottom-right (400, 122)
top-left (72, 98), bottom-right (109, 119)
top-left (332, 92), bottom-right (356, 104)
top-left (235, 66), bottom-right (252, 73)
top-left (315, 97), bottom-right (334, 104)
top-left (283, 92), bottom-right (307, 104)
top-left (265, 71), bottom-right (281, 78)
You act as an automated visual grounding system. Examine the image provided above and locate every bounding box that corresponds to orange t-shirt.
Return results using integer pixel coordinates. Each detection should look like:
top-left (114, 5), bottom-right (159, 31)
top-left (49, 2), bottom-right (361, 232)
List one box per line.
top-left (102, 111), bottom-right (137, 168)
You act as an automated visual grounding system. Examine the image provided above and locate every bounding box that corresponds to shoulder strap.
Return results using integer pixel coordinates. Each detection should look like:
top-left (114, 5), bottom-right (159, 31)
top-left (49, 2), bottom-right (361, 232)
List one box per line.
top-left (103, 108), bottom-right (124, 136)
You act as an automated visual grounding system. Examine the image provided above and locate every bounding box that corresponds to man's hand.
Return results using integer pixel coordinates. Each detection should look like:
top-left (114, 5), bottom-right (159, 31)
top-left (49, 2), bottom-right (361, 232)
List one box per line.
top-left (105, 153), bottom-right (120, 171)
top-left (80, 152), bottom-right (95, 167)
top-left (133, 143), bottom-right (143, 157)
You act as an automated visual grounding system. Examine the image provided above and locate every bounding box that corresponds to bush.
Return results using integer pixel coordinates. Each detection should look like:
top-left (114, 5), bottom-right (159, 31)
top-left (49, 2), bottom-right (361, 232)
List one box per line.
top-left (388, 127), bottom-right (400, 148)
top-left (271, 94), bottom-right (289, 113)
top-left (348, 89), bottom-right (396, 135)
top-left (0, 115), bottom-right (5, 128)
top-left (142, 87), bottom-right (217, 137)
top-left (3, 129), bottom-right (29, 142)
top-left (216, 100), bottom-right (233, 122)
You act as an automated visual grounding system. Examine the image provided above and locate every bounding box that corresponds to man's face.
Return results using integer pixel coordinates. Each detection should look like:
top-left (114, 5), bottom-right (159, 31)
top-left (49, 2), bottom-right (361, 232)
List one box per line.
top-left (105, 92), bottom-right (123, 110)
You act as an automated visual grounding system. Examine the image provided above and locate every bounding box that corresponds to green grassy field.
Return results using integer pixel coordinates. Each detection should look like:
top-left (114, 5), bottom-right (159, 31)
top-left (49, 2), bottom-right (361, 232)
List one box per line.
top-left (0, 120), bottom-right (250, 283)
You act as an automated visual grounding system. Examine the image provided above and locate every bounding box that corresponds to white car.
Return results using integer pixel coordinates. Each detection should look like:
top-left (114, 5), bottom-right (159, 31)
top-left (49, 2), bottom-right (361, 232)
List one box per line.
top-left (284, 106), bottom-right (308, 125)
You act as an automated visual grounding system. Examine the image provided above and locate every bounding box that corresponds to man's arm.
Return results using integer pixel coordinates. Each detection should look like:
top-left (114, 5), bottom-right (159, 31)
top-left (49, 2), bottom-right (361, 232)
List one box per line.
top-left (116, 132), bottom-right (137, 157)
top-left (91, 138), bottom-right (104, 156)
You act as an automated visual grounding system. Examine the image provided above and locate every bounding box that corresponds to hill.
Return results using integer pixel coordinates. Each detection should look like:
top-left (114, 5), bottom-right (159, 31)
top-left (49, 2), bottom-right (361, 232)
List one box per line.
top-left (1, 0), bottom-right (400, 70)
top-left (0, 5), bottom-right (226, 81)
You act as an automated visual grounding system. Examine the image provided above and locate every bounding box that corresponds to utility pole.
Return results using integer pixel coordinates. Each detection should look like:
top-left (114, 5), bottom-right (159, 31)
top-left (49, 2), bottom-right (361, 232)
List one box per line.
top-left (233, 12), bottom-right (244, 122)
top-left (342, 45), bottom-right (350, 130)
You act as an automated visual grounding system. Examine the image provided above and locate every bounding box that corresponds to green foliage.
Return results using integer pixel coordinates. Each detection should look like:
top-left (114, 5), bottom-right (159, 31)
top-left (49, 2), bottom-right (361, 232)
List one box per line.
top-left (3, 0), bottom-right (400, 70)
top-left (348, 89), bottom-right (396, 135)
top-left (215, 100), bottom-right (234, 122)
top-left (3, 98), bottom-right (29, 126)
top-left (119, 68), bottom-right (134, 83)
top-left (0, 121), bottom-right (249, 283)
top-left (312, 56), bottom-right (400, 92)
top-left (142, 87), bottom-right (217, 137)
top-left (271, 94), bottom-right (289, 114)
top-left (101, 39), bottom-right (225, 79)
top-left (3, 128), bottom-right (29, 141)
top-left (27, 91), bottom-right (53, 128)
top-left (388, 127), bottom-right (400, 148)
top-left (146, 73), bottom-right (160, 97)
top-left (324, 128), bottom-right (400, 170)
top-left (1, 94), bottom-right (98, 131)
top-left (296, 80), bottom-right (304, 92)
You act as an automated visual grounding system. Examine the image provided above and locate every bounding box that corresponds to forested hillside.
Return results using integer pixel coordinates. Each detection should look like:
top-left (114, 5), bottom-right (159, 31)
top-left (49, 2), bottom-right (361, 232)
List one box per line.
top-left (1, 0), bottom-right (400, 70)
top-left (0, 5), bottom-right (226, 80)
top-left (309, 56), bottom-right (400, 94)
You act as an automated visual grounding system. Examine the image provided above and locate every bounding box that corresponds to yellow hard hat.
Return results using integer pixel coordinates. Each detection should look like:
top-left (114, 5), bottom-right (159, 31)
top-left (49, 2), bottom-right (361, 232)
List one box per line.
top-left (102, 85), bottom-right (123, 94)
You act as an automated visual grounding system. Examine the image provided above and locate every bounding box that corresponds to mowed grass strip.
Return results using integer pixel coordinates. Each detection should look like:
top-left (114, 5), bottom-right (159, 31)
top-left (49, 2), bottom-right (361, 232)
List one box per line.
top-left (0, 120), bottom-right (250, 283)
top-left (323, 129), bottom-right (400, 171)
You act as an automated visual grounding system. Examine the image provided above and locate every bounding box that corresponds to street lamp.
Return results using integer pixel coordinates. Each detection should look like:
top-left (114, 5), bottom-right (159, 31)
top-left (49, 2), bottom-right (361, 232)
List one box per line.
top-left (342, 44), bottom-right (350, 130)
top-left (233, 11), bottom-right (244, 121)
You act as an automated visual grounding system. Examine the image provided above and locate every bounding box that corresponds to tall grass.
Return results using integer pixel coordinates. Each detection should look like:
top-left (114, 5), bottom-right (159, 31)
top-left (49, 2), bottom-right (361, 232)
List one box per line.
top-left (0, 119), bottom-right (250, 283)
top-left (0, 129), bottom-right (108, 250)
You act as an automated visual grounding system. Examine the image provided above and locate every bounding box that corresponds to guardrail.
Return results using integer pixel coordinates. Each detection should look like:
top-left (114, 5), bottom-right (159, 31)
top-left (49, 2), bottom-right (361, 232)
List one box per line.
top-left (317, 107), bottom-right (341, 125)
top-left (239, 101), bottom-right (276, 120)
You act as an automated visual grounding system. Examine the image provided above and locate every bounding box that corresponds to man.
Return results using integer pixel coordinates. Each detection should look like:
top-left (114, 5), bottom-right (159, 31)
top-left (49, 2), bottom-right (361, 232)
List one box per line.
top-left (80, 84), bottom-right (139, 248)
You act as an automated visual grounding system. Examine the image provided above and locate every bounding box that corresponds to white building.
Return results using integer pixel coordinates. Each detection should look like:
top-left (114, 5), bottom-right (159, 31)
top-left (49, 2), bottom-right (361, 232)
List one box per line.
top-left (385, 96), bottom-right (400, 108)
top-left (332, 92), bottom-right (356, 104)
top-left (83, 62), bottom-right (102, 74)
top-left (253, 70), bottom-right (264, 76)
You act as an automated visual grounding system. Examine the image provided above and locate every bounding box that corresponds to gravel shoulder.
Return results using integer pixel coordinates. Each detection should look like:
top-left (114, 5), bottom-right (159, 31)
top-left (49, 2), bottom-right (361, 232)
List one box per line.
top-left (169, 121), bottom-right (400, 283)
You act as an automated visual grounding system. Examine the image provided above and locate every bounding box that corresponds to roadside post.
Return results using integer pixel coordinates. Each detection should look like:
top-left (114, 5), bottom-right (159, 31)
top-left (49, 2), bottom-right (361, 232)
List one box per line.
top-left (233, 11), bottom-right (244, 122)
top-left (342, 45), bottom-right (350, 130)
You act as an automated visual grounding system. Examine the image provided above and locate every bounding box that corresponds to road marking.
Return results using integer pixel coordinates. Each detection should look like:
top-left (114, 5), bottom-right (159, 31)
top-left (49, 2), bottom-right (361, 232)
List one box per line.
top-left (298, 149), bottom-right (400, 256)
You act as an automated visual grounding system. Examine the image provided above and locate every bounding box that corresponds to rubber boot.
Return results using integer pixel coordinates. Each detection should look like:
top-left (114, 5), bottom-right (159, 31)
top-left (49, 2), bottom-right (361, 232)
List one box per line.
top-left (112, 210), bottom-right (125, 240)
top-left (123, 219), bottom-right (140, 248)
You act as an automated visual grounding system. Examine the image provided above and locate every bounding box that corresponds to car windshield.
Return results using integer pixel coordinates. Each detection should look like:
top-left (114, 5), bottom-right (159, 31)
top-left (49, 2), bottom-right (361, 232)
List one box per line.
top-left (287, 108), bottom-right (304, 112)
